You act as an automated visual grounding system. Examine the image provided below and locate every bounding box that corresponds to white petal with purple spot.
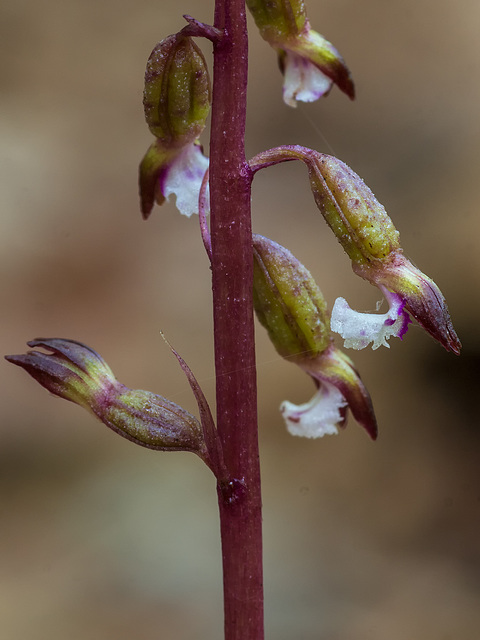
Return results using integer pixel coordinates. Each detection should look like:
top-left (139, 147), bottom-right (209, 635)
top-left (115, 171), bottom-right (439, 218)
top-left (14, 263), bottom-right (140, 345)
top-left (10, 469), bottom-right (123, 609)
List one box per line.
top-left (331, 289), bottom-right (411, 350)
top-left (280, 381), bottom-right (347, 438)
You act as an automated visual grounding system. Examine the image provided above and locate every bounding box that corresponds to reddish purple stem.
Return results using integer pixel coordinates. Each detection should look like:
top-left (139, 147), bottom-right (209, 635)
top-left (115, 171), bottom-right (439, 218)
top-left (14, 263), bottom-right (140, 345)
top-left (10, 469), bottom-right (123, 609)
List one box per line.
top-left (210, 1), bottom-right (264, 639)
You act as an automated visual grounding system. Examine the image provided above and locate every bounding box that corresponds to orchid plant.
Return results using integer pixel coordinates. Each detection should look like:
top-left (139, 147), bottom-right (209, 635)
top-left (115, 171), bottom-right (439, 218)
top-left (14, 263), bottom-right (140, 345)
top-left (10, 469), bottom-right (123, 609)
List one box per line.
top-left (5, 1), bottom-right (460, 639)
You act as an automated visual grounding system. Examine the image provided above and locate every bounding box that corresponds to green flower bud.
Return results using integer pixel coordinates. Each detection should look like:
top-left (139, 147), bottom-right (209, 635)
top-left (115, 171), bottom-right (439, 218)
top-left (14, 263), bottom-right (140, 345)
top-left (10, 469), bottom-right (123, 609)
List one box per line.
top-left (253, 234), bottom-right (330, 360)
top-left (306, 154), bottom-right (401, 265)
top-left (250, 146), bottom-right (460, 354)
top-left (5, 339), bottom-right (207, 455)
top-left (143, 34), bottom-right (211, 146)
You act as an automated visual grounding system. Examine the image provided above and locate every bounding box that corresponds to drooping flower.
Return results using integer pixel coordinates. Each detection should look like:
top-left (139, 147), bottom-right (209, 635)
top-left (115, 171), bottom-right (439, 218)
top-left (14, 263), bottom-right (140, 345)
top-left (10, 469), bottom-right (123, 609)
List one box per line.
top-left (5, 339), bottom-right (209, 459)
top-left (302, 152), bottom-right (461, 354)
top-left (139, 33), bottom-right (211, 218)
top-left (252, 234), bottom-right (377, 439)
top-left (250, 147), bottom-right (461, 354)
top-left (246, 0), bottom-right (354, 107)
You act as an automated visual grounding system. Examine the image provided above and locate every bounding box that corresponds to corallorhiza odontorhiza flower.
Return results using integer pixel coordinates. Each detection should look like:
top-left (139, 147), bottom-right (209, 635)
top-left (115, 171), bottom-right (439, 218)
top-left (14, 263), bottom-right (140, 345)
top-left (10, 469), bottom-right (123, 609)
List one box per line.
top-left (250, 146), bottom-right (461, 356)
top-left (138, 31), bottom-right (211, 219)
top-left (246, 0), bottom-right (354, 106)
top-left (5, 2), bottom-right (463, 640)
top-left (252, 234), bottom-right (377, 440)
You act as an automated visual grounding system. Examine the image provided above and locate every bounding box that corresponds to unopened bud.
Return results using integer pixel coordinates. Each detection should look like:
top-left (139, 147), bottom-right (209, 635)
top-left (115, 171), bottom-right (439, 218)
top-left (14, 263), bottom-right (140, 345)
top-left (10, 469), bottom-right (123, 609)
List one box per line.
top-left (143, 34), bottom-right (211, 146)
top-left (5, 339), bottom-right (206, 455)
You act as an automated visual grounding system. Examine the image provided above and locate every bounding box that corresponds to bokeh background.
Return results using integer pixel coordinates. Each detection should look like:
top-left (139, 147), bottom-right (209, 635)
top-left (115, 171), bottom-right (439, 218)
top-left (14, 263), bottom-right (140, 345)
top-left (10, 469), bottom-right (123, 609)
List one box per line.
top-left (2, 1), bottom-right (479, 638)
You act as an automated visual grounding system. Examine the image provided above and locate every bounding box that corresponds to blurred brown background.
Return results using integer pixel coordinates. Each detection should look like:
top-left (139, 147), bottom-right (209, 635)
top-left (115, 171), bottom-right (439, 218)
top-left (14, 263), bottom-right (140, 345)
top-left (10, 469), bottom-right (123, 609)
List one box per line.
top-left (1, 1), bottom-right (479, 638)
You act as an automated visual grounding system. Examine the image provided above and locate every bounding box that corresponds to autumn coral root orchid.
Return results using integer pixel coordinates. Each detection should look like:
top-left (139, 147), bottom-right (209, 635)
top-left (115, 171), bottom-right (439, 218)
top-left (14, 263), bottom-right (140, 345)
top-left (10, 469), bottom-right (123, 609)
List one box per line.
top-left (139, 33), bottom-right (211, 218)
top-left (5, 339), bottom-right (210, 459)
top-left (250, 147), bottom-right (461, 354)
top-left (302, 152), bottom-right (461, 354)
top-left (246, 0), bottom-right (354, 106)
top-left (252, 234), bottom-right (377, 439)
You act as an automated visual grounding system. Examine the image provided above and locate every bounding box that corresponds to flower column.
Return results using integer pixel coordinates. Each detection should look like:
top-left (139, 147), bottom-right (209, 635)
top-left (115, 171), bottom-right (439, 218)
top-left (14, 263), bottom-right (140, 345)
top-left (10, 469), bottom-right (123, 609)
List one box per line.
top-left (210, 2), bottom-right (264, 640)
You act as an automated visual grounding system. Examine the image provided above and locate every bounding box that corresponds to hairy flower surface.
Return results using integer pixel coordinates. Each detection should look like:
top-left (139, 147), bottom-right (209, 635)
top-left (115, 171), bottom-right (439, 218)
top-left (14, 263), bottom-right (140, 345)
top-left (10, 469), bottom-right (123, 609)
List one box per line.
top-left (253, 234), bottom-right (377, 439)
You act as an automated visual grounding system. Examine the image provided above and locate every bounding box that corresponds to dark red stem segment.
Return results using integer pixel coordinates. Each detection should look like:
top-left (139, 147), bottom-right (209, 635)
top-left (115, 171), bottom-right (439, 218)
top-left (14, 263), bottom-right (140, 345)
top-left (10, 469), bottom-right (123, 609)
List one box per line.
top-left (210, 1), bottom-right (264, 640)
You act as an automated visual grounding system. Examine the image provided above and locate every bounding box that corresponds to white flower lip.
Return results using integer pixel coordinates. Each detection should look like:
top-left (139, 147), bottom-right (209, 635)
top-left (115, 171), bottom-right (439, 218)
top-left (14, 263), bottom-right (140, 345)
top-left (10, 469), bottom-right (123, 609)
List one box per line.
top-left (330, 288), bottom-right (412, 350)
top-left (282, 51), bottom-right (332, 108)
top-left (280, 380), bottom-right (347, 438)
top-left (161, 143), bottom-right (210, 217)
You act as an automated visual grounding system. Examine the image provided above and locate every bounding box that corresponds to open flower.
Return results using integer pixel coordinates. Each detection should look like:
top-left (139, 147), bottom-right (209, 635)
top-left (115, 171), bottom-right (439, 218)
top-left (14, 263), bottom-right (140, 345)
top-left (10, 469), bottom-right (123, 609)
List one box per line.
top-left (302, 151), bottom-right (461, 354)
top-left (331, 287), bottom-right (412, 350)
top-left (253, 234), bottom-right (377, 439)
top-left (246, 0), bottom-right (354, 107)
top-left (139, 33), bottom-right (211, 218)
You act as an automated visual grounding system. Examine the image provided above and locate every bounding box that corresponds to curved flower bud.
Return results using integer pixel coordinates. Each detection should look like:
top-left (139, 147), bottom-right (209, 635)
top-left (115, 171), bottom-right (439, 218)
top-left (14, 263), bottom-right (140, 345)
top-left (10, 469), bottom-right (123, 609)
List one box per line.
top-left (246, 0), bottom-right (354, 106)
top-left (253, 235), bottom-right (377, 439)
top-left (139, 34), bottom-right (211, 218)
top-left (5, 339), bottom-right (208, 458)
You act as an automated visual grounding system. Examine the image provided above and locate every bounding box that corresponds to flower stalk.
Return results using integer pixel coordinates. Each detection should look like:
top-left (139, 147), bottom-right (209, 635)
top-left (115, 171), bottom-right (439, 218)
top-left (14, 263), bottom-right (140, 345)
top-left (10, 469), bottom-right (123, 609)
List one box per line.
top-left (210, 1), bottom-right (263, 640)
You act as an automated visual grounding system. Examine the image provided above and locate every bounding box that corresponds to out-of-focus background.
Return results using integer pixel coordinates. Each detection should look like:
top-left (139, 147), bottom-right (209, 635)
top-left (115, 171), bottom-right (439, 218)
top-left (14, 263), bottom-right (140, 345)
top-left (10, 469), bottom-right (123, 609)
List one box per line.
top-left (2, 1), bottom-right (479, 638)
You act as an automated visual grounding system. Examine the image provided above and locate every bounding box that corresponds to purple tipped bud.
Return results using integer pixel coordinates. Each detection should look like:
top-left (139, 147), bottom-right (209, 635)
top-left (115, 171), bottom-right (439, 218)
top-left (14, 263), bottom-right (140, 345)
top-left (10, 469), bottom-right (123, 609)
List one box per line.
top-left (139, 139), bottom-right (209, 219)
top-left (5, 339), bottom-right (207, 455)
top-left (353, 255), bottom-right (461, 355)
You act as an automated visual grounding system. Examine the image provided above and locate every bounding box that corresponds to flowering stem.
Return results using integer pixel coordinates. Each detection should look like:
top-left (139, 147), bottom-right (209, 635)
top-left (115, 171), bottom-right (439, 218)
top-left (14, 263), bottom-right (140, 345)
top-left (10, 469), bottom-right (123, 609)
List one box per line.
top-left (210, 1), bottom-right (263, 639)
